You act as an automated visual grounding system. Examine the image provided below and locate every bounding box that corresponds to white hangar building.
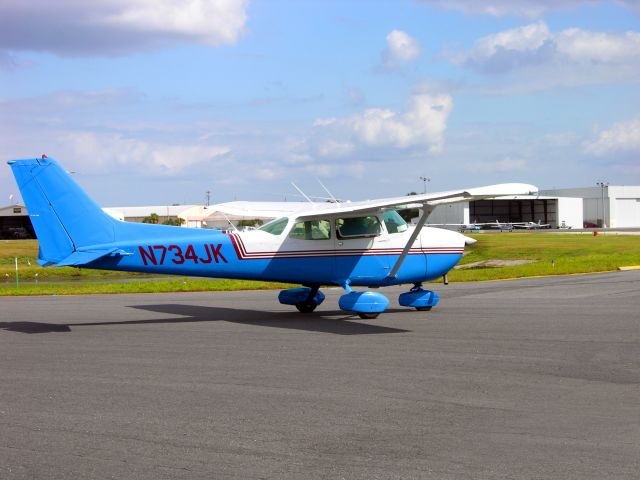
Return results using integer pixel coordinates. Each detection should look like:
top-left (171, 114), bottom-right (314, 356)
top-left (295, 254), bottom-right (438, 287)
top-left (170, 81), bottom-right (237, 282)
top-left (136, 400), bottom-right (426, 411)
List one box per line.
top-left (540, 185), bottom-right (640, 228)
top-left (101, 203), bottom-right (299, 229)
top-left (425, 195), bottom-right (584, 229)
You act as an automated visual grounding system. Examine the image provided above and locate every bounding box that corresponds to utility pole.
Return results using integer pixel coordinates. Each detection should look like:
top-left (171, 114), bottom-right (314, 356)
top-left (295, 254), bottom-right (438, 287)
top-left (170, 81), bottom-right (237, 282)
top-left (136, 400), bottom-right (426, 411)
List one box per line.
top-left (596, 181), bottom-right (609, 228)
top-left (419, 176), bottom-right (430, 194)
top-left (206, 190), bottom-right (211, 207)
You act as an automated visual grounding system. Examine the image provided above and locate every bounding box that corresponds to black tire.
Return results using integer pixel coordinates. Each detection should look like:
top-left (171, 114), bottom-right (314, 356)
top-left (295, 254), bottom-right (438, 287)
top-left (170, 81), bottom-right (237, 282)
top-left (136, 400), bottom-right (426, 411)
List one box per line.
top-left (296, 303), bottom-right (316, 313)
top-left (416, 306), bottom-right (432, 311)
top-left (357, 312), bottom-right (380, 319)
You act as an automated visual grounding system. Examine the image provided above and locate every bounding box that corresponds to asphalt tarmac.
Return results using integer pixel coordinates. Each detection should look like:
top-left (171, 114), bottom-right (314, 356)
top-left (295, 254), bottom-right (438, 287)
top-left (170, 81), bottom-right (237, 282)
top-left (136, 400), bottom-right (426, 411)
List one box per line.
top-left (1, 272), bottom-right (639, 479)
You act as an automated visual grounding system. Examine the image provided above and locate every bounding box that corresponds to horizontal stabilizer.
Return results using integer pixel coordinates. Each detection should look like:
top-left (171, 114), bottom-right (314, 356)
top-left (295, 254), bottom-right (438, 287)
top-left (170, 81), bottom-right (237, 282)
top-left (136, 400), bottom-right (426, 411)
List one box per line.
top-left (55, 248), bottom-right (131, 267)
top-left (37, 259), bottom-right (56, 267)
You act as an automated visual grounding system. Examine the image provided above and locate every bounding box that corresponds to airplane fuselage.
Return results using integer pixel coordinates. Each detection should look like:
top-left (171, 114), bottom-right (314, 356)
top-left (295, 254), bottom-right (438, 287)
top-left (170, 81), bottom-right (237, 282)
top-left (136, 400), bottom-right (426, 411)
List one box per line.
top-left (86, 222), bottom-right (465, 287)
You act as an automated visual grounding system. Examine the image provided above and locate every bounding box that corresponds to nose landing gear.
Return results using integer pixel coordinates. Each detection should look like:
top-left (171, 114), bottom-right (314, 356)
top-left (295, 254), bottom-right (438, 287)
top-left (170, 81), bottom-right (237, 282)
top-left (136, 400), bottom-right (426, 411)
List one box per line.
top-left (399, 283), bottom-right (440, 311)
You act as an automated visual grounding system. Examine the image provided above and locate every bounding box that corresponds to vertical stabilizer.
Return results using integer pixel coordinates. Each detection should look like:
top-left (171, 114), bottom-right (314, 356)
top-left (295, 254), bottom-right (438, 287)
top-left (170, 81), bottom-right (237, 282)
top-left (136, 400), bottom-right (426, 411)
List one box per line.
top-left (8, 157), bottom-right (116, 265)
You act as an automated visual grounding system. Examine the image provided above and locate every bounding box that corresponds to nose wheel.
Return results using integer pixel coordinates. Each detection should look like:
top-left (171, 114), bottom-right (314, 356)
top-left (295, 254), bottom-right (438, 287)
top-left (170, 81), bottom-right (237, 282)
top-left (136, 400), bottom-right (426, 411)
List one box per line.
top-left (399, 283), bottom-right (440, 311)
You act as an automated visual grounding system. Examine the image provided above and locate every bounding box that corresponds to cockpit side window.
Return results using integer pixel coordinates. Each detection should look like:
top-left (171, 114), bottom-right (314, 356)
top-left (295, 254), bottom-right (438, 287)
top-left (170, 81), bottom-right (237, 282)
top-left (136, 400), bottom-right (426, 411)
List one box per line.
top-left (381, 210), bottom-right (408, 234)
top-left (289, 219), bottom-right (331, 240)
top-left (336, 215), bottom-right (381, 239)
top-left (258, 217), bottom-right (289, 235)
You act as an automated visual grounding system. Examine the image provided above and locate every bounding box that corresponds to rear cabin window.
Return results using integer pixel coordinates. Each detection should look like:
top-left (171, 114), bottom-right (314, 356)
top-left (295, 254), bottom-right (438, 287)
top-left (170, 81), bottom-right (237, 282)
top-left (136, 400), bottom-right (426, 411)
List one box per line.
top-left (289, 219), bottom-right (331, 240)
top-left (336, 216), bottom-right (381, 239)
top-left (258, 217), bottom-right (289, 235)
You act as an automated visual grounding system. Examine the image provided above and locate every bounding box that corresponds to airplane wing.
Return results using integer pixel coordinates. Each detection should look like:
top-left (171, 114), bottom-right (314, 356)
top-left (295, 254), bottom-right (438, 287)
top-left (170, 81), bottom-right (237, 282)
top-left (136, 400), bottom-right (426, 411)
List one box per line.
top-left (210, 201), bottom-right (310, 219)
top-left (210, 184), bottom-right (538, 222)
top-left (292, 183), bottom-right (538, 220)
top-left (281, 183), bottom-right (537, 279)
top-left (427, 223), bottom-right (489, 226)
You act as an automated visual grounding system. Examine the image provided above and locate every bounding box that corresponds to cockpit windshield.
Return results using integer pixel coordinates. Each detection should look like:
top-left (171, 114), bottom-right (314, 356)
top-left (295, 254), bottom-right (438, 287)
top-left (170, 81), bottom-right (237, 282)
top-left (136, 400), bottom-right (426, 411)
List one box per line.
top-left (381, 210), bottom-right (408, 234)
top-left (258, 217), bottom-right (289, 235)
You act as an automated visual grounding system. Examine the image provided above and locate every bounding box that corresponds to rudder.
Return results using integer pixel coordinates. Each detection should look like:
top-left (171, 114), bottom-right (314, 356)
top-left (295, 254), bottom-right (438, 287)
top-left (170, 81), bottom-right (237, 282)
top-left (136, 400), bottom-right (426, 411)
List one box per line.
top-left (8, 156), bottom-right (116, 265)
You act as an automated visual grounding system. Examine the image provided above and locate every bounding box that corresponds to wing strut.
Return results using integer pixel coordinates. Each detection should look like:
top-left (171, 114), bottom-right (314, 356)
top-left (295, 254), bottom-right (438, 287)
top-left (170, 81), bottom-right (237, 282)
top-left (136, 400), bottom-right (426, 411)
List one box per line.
top-left (388, 204), bottom-right (433, 279)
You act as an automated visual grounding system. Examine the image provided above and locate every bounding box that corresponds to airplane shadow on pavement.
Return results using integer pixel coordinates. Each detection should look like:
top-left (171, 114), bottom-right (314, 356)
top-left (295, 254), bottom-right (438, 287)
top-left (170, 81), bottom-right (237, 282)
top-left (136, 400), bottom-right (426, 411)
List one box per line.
top-left (0, 304), bottom-right (411, 335)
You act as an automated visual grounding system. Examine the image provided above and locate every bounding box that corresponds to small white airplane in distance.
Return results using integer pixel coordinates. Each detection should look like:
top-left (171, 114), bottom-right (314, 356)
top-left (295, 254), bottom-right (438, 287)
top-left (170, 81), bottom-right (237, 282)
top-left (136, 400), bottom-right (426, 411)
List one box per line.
top-left (487, 220), bottom-right (515, 232)
top-left (456, 222), bottom-right (488, 233)
top-left (427, 220), bottom-right (507, 234)
top-left (425, 221), bottom-right (487, 233)
top-left (9, 156), bottom-right (538, 319)
top-left (512, 220), bottom-right (551, 229)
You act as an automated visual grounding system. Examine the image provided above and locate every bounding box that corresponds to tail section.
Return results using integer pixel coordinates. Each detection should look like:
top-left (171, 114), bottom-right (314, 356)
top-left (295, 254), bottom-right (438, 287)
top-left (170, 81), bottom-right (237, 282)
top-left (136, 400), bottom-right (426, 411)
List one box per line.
top-left (8, 156), bottom-right (117, 265)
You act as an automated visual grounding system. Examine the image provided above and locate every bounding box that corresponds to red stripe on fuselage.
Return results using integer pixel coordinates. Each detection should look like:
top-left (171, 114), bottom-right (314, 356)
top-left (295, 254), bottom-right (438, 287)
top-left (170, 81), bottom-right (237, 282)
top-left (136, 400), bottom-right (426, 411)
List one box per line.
top-left (227, 233), bottom-right (462, 260)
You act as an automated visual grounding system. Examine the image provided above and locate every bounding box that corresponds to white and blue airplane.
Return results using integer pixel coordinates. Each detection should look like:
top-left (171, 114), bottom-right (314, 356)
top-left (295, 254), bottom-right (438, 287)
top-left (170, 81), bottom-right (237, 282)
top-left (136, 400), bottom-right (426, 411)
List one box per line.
top-left (8, 156), bottom-right (537, 318)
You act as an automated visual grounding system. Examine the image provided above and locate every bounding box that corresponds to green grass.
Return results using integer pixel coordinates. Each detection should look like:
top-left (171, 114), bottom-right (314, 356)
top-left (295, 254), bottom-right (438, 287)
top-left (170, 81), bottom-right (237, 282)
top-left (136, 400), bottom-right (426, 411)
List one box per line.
top-left (0, 278), bottom-right (292, 296)
top-left (447, 233), bottom-right (640, 282)
top-left (0, 240), bottom-right (152, 281)
top-left (1, 234), bottom-right (639, 296)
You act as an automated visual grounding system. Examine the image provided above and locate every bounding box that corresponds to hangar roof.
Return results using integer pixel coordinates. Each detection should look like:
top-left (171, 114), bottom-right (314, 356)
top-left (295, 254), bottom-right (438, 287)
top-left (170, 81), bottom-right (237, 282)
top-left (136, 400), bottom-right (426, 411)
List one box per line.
top-left (0, 204), bottom-right (28, 216)
top-left (104, 205), bottom-right (199, 218)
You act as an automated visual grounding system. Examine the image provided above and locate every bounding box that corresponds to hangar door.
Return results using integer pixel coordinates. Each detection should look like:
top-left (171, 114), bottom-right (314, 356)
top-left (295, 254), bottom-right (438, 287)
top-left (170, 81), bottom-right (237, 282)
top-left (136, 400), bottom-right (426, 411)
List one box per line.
top-left (615, 199), bottom-right (640, 227)
top-left (469, 199), bottom-right (557, 226)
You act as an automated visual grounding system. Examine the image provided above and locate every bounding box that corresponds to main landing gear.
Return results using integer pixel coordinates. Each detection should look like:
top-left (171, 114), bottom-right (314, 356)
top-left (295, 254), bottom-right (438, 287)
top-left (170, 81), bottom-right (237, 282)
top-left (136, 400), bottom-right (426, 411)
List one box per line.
top-left (337, 281), bottom-right (389, 319)
top-left (278, 282), bottom-right (440, 319)
top-left (278, 286), bottom-right (325, 313)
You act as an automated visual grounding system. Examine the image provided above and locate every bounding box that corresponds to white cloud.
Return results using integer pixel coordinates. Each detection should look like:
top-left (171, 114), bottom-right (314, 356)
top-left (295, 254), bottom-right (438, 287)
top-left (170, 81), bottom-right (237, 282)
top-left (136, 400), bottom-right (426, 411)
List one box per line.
top-left (60, 131), bottom-right (231, 174)
top-left (0, 0), bottom-right (248, 57)
top-left (556, 29), bottom-right (640, 63)
top-left (466, 22), bottom-right (551, 65)
top-left (584, 118), bottom-right (640, 156)
top-left (309, 92), bottom-right (453, 158)
top-left (617, 0), bottom-right (640, 13)
top-left (300, 161), bottom-right (366, 180)
top-left (417, 1), bottom-right (601, 18)
top-left (450, 22), bottom-right (640, 80)
top-left (254, 166), bottom-right (280, 180)
top-left (380, 30), bottom-right (421, 70)
top-left (465, 157), bottom-right (527, 173)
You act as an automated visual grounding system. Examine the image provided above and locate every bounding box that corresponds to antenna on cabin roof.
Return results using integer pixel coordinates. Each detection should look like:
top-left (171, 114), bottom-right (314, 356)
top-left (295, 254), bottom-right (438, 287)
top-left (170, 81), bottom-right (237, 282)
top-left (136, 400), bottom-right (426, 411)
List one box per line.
top-left (316, 178), bottom-right (339, 203)
top-left (221, 212), bottom-right (238, 232)
top-left (291, 182), bottom-right (314, 204)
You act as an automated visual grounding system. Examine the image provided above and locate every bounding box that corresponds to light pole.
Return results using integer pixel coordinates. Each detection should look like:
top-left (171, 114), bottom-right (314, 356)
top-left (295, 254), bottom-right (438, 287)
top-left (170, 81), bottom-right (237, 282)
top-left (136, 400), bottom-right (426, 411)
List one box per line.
top-left (596, 181), bottom-right (609, 228)
top-left (419, 176), bottom-right (430, 194)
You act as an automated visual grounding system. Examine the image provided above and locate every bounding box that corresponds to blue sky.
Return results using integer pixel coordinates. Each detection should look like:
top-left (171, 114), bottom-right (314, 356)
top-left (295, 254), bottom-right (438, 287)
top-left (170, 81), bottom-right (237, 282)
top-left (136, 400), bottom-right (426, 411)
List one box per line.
top-left (1, 0), bottom-right (639, 206)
